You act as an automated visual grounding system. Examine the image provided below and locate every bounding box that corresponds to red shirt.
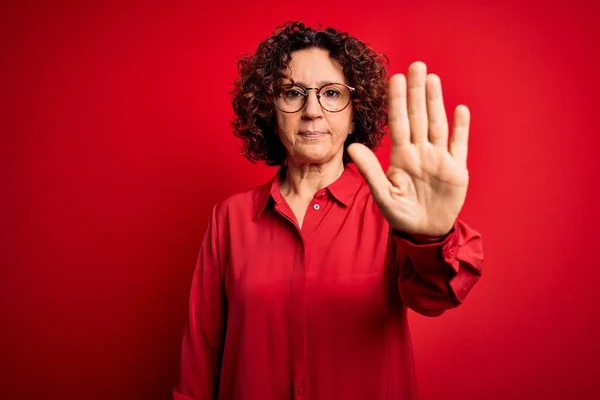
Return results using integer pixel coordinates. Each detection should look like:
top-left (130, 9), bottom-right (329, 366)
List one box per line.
top-left (173, 164), bottom-right (484, 400)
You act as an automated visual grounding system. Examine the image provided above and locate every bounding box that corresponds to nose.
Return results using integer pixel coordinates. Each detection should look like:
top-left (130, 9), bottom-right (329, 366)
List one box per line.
top-left (302, 89), bottom-right (323, 119)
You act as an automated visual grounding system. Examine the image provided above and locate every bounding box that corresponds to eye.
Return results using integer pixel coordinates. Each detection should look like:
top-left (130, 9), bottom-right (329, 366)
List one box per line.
top-left (322, 88), bottom-right (341, 98)
top-left (283, 89), bottom-right (305, 99)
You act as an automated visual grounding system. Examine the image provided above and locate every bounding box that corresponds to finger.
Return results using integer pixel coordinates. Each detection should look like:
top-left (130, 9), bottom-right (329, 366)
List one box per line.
top-left (388, 74), bottom-right (410, 147)
top-left (449, 105), bottom-right (470, 168)
top-left (347, 143), bottom-right (390, 202)
top-left (426, 73), bottom-right (449, 148)
top-left (407, 61), bottom-right (428, 144)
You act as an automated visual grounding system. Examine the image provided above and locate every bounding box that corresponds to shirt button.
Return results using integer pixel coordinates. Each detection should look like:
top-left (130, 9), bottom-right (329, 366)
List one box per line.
top-left (297, 387), bottom-right (305, 396)
top-left (443, 247), bottom-right (457, 260)
top-left (313, 204), bottom-right (320, 211)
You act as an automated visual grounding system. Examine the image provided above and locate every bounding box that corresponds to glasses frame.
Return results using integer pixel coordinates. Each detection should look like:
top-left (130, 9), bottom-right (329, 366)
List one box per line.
top-left (274, 82), bottom-right (356, 114)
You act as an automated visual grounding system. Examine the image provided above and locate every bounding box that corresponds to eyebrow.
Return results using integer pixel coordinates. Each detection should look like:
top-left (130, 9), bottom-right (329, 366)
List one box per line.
top-left (283, 80), bottom-right (341, 87)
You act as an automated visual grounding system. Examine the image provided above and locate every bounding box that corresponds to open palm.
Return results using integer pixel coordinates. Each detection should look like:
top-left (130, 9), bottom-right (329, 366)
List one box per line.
top-left (348, 61), bottom-right (470, 237)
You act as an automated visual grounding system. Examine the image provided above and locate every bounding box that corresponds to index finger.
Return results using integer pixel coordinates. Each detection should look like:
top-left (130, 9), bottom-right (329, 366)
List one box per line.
top-left (388, 73), bottom-right (410, 146)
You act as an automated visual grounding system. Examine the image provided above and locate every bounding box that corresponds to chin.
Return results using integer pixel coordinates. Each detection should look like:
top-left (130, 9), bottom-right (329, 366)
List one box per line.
top-left (296, 151), bottom-right (333, 164)
top-left (289, 143), bottom-right (345, 165)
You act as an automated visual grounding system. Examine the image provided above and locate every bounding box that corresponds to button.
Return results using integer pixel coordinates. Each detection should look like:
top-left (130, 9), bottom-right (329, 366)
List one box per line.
top-left (297, 387), bottom-right (305, 396)
top-left (313, 204), bottom-right (320, 211)
top-left (443, 247), bottom-right (457, 260)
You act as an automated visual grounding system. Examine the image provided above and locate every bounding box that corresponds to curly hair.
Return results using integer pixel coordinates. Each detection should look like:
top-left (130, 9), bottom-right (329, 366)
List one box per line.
top-left (230, 21), bottom-right (389, 166)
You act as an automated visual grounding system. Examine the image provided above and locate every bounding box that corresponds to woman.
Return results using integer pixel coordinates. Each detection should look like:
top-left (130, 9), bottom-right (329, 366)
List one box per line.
top-left (173, 21), bottom-right (483, 400)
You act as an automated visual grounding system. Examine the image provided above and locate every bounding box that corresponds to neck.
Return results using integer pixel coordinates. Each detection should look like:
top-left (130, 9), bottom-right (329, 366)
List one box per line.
top-left (280, 156), bottom-right (345, 200)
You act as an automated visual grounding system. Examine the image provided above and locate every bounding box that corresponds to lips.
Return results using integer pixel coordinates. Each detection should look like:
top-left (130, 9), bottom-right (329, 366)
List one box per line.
top-left (299, 131), bottom-right (327, 137)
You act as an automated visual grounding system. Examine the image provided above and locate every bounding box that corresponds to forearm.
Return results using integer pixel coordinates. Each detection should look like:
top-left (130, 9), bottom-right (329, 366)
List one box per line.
top-left (173, 322), bottom-right (223, 400)
top-left (392, 219), bottom-right (484, 316)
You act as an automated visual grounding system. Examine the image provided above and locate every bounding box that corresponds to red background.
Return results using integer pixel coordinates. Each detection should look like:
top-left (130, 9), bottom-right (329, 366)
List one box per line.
top-left (3, 0), bottom-right (600, 399)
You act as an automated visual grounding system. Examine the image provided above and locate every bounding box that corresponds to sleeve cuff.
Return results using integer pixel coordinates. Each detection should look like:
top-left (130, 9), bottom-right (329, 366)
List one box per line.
top-left (390, 220), bottom-right (462, 273)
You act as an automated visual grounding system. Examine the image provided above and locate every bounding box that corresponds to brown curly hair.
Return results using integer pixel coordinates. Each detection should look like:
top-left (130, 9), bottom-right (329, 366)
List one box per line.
top-left (230, 21), bottom-right (389, 166)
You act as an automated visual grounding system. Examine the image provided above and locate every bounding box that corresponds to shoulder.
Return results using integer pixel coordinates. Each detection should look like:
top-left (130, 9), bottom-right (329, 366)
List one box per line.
top-left (211, 180), bottom-right (271, 222)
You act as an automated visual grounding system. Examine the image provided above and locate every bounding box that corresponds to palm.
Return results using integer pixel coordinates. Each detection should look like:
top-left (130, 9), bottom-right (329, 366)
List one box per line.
top-left (348, 62), bottom-right (471, 237)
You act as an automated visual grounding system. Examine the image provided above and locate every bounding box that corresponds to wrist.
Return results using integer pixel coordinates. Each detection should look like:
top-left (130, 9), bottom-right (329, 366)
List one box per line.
top-left (407, 233), bottom-right (448, 244)
top-left (393, 227), bottom-right (454, 244)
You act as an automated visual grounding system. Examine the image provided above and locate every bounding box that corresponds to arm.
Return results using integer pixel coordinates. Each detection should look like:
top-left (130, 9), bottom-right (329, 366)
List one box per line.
top-left (173, 205), bottom-right (227, 400)
top-left (391, 219), bottom-right (483, 317)
top-left (348, 63), bottom-right (480, 317)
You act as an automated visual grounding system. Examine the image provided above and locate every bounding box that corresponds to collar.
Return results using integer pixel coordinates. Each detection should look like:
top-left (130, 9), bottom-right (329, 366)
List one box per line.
top-left (255, 163), bottom-right (363, 220)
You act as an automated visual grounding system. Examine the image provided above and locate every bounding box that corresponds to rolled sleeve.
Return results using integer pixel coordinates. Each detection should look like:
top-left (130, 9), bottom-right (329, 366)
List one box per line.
top-left (391, 219), bottom-right (484, 315)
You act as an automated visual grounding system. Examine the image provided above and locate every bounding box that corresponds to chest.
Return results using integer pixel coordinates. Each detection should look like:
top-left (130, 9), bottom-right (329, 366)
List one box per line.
top-left (222, 201), bottom-right (396, 312)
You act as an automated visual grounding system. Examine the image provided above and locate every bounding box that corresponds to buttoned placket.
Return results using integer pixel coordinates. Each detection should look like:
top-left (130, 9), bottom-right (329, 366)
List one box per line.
top-left (274, 189), bottom-right (333, 399)
top-left (301, 190), bottom-right (331, 237)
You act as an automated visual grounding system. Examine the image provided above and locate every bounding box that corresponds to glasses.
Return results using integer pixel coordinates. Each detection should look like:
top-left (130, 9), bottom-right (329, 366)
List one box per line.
top-left (274, 83), bottom-right (356, 113)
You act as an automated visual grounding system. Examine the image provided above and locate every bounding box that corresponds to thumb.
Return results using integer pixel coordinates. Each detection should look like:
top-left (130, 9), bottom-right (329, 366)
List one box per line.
top-left (347, 143), bottom-right (390, 202)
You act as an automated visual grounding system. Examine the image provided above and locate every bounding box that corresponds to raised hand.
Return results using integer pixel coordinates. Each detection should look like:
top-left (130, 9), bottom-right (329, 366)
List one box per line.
top-left (347, 61), bottom-right (470, 237)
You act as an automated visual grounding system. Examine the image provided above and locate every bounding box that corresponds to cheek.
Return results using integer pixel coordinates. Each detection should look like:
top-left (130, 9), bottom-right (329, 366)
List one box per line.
top-left (275, 114), bottom-right (298, 142)
top-left (328, 113), bottom-right (353, 138)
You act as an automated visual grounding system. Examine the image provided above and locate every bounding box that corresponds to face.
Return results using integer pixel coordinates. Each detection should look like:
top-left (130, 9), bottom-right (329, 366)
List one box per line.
top-left (274, 47), bottom-right (354, 166)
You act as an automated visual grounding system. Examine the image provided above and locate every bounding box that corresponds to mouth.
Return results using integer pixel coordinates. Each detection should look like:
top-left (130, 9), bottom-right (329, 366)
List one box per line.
top-left (299, 130), bottom-right (327, 138)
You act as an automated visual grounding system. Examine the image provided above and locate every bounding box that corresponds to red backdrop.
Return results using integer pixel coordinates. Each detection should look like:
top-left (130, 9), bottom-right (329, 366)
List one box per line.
top-left (3, 0), bottom-right (600, 399)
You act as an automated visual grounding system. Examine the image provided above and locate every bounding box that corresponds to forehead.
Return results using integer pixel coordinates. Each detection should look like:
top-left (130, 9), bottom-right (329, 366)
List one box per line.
top-left (284, 47), bottom-right (346, 85)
